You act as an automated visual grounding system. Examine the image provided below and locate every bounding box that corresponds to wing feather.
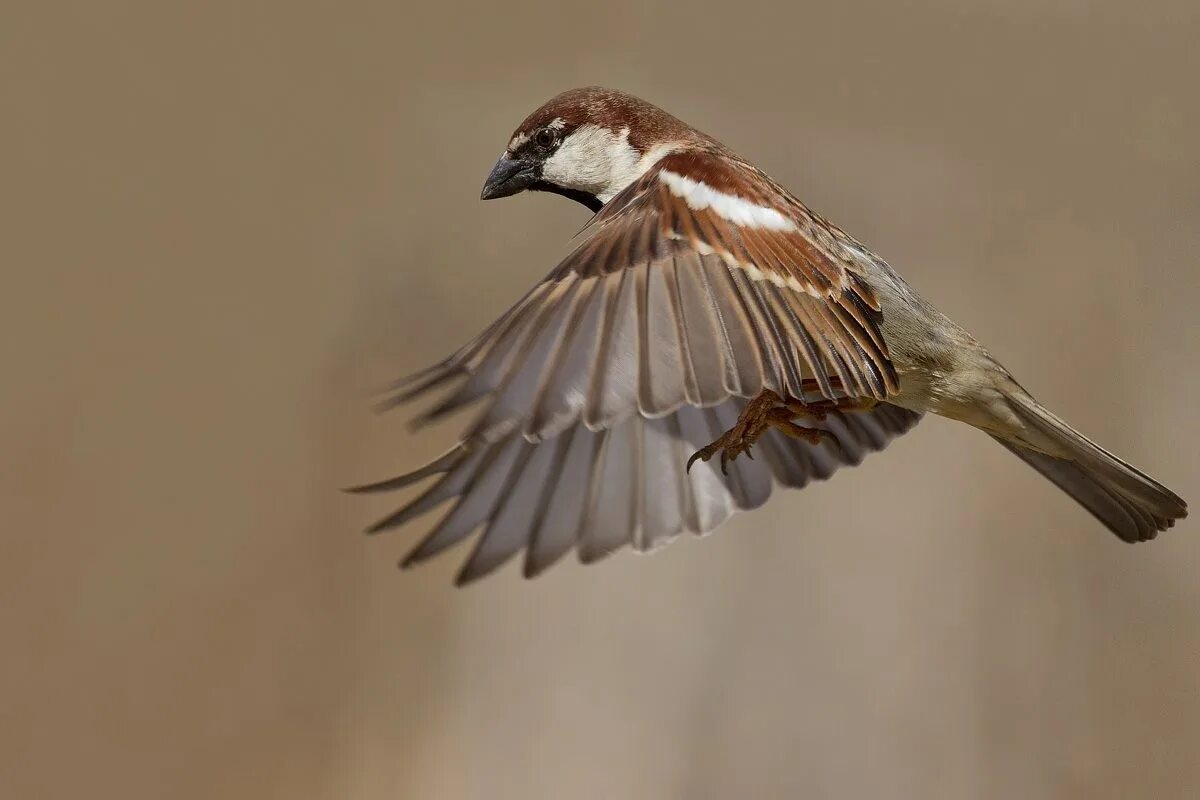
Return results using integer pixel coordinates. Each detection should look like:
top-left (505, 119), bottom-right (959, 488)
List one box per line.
top-left (359, 148), bottom-right (920, 583)
top-left (524, 424), bottom-right (600, 577)
top-left (385, 150), bottom-right (897, 442)
top-left (354, 400), bottom-right (922, 583)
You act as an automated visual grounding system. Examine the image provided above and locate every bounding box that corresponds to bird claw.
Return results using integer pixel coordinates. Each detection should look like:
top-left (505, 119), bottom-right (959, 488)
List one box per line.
top-left (685, 389), bottom-right (861, 476)
top-left (686, 436), bottom-right (740, 474)
top-left (686, 422), bottom-right (756, 475)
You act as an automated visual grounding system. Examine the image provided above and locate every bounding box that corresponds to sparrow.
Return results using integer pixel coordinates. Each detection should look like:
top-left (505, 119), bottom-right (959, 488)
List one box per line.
top-left (351, 87), bottom-right (1187, 585)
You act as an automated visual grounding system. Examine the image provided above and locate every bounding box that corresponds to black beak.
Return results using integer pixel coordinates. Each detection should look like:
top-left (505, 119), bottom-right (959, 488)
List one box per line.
top-left (480, 154), bottom-right (538, 201)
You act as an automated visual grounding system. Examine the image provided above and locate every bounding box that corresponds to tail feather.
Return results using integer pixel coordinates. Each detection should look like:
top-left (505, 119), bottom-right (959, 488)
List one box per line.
top-left (992, 436), bottom-right (1176, 542)
top-left (996, 392), bottom-right (1186, 542)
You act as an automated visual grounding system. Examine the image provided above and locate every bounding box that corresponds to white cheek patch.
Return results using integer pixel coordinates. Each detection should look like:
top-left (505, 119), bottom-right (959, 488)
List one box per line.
top-left (541, 124), bottom-right (642, 202)
top-left (539, 126), bottom-right (682, 202)
top-left (659, 170), bottom-right (798, 232)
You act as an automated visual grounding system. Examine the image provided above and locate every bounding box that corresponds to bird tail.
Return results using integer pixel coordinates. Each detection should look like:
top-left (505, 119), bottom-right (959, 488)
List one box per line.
top-left (991, 390), bottom-right (1186, 542)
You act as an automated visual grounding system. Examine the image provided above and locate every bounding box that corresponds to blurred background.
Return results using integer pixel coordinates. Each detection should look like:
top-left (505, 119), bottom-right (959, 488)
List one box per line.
top-left (3, 2), bottom-right (1199, 798)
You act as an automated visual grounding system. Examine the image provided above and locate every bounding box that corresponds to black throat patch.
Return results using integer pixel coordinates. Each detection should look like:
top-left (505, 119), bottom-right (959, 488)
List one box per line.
top-left (530, 180), bottom-right (603, 213)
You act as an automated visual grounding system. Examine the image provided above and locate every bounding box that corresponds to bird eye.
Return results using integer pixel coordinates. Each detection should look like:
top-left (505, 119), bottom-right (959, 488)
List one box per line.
top-left (534, 128), bottom-right (557, 148)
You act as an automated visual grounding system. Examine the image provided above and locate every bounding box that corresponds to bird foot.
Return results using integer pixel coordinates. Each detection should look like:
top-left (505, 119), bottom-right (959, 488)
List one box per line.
top-left (686, 387), bottom-right (876, 474)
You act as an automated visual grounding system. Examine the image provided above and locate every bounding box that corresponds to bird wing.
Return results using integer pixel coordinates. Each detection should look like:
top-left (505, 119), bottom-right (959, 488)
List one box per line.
top-left (353, 399), bottom-right (921, 584)
top-left (386, 149), bottom-right (898, 445)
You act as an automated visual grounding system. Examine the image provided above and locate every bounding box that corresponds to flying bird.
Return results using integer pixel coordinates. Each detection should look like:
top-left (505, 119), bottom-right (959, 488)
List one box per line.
top-left (351, 87), bottom-right (1187, 585)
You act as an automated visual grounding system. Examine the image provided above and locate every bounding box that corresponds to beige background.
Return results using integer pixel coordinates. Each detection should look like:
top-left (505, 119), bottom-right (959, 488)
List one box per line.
top-left (3, 2), bottom-right (1199, 798)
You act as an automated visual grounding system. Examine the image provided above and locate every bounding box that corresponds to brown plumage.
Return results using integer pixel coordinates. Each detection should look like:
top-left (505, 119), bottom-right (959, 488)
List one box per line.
top-left (352, 87), bottom-right (1187, 584)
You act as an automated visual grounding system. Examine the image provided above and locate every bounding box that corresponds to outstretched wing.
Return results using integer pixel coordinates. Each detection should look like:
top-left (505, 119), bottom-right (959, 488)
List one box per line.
top-left (387, 149), bottom-right (898, 445)
top-left (353, 400), bottom-right (920, 584)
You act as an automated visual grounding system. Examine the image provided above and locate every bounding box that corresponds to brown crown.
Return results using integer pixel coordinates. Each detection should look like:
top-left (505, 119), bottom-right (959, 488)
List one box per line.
top-left (512, 87), bottom-right (709, 153)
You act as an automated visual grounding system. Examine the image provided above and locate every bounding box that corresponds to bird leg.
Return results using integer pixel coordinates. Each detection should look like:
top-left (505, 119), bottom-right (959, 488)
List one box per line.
top-left (781, 378), bottom-right (879, 420)
top-left (686, 386), bottom-right (878, 475)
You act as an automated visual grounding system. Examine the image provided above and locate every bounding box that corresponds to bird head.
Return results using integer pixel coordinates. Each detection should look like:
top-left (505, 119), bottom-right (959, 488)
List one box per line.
top-left (480, 87), bottom-right (704, 212)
